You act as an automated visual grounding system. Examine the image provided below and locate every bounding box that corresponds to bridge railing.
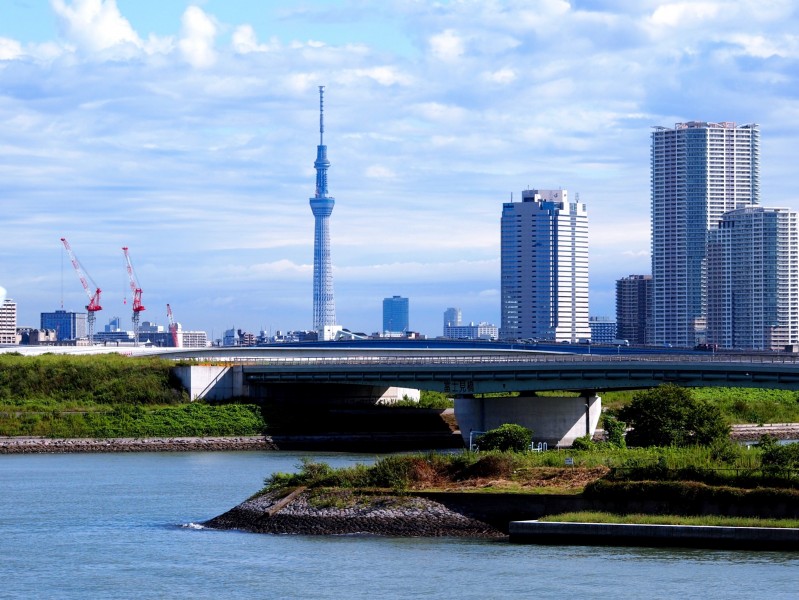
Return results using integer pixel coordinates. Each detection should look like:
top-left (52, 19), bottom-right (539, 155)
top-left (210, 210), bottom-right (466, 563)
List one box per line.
top-left (176, 353), bottom-right (799, 368)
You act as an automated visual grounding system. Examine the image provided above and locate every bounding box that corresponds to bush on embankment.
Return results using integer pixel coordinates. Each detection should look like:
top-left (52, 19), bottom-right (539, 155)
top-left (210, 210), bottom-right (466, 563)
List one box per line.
top-left (0, 402), bottom-right (266, 438)
top-left (0, 353), bottom-right (186, 409)
top-left (0, 354), bottom-right (267, 438)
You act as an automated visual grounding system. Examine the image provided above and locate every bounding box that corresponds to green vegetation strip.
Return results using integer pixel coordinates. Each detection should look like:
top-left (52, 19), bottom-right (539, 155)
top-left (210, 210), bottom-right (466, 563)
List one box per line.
top-left (539, 511), bottom-right (799, 529)
top-left (0, 353), bottom-right (266, 438)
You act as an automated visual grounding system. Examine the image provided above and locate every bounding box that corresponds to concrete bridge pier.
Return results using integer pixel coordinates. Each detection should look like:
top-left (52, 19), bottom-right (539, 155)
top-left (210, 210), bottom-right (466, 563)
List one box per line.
top-left (454, 394), bottom-right (602, 448)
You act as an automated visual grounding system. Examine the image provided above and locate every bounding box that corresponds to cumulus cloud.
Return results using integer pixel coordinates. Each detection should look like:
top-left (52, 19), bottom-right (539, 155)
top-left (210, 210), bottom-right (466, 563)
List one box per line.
top-left (232, 24), bottom-right (278, 54)
top-left (179, 6), bottom-right (217, 68)
top-left (0, 38), bottom-right (23, 60)
top-left (429, 29), bottom-right (465, 61)
top-left (51, 0), bottom-right (142, 53)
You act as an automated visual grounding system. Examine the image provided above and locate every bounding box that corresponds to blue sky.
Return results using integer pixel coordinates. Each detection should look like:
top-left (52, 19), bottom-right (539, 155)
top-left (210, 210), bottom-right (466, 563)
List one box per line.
top-left (1, 0), bottom-right (798, 339)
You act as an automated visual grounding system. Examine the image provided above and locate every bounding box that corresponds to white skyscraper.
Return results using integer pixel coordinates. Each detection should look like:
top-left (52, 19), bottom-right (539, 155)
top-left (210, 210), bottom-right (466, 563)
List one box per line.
top-left (707, 207), bottom-right (799, 351)
top-left (501, 189), bottom-right (590, 342)
top-left (0, 298), bottom-right (18, 345)
top-left (651, 121), bottom-right (759, 347)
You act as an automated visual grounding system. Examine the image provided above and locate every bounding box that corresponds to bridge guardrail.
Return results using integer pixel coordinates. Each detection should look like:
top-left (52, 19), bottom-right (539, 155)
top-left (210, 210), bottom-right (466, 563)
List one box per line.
top-left (177, 353), bottom-right (799, 368)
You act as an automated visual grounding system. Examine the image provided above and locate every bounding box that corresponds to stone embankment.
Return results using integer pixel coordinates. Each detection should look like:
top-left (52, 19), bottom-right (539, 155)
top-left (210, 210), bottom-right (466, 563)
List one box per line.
top-left (730, 423), bottom-right (799, 442)
top-left (204, 488), bottom-right (504, 538)
top-left (0, 435), bottom-right (278, 454)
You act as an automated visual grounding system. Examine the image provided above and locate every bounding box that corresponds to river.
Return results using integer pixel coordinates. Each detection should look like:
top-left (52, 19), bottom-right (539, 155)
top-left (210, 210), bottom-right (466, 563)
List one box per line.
top-left (1, 451), bottom-right (798, 599)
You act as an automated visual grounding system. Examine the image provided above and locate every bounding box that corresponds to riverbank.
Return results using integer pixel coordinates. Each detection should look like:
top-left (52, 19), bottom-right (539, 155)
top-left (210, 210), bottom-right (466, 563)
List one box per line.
top-left (0, 435), bottom-right (278, 453)
top-left (0, 431), bottom-right (464, 454)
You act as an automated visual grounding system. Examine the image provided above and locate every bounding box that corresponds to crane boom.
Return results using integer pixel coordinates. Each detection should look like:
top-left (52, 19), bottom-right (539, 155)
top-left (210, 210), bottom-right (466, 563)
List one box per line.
top-left (166, 303), bottom-right (181, 348)
top-left (60, 237), bottom-right (101, 344)
top-left (122, 247), bottom-right (145, 346)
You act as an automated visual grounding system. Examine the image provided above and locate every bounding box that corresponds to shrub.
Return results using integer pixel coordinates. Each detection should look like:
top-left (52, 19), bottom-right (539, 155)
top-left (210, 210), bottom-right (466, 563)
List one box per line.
top-left (476, 423), bottom-right (532, 452)
top-left (619, 384), bottom-right (729, 447)
top-left (603, 415), bottom-right (627, 448)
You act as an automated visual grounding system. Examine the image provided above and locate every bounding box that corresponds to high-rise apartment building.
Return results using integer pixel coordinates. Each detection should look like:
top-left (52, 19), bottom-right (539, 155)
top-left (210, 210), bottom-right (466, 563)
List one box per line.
top-left (0, 299), bottom-right (18, 345)
top-left (382, 296), bottom-right (409, 335)
top-left (310, 86), bottom-right (337, 335)
top-left (706, 207), bottom-right (799, 350)
top-left (616, 275), bottom-right (652, 346)
top-left (501, 189), bottom-right (590, 342)
top-left (651, 121), bottom-right (759, 347)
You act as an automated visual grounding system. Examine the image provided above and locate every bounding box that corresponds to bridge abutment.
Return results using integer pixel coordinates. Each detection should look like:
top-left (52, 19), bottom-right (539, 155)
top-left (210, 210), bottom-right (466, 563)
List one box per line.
top-left (454, 394), bottom-right (601, 448)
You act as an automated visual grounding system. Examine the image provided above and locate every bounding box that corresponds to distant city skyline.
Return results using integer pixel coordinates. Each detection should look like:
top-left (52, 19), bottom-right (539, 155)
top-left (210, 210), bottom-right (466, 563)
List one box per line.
top-left (1, 1), bottom-right (798, 337)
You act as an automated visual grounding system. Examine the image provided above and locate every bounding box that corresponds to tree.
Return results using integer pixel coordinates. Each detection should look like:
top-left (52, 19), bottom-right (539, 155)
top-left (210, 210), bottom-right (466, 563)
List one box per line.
top-left (476, 423), bottom-right (532, 452)
top-left (618, 384), bottom-right (729, 447)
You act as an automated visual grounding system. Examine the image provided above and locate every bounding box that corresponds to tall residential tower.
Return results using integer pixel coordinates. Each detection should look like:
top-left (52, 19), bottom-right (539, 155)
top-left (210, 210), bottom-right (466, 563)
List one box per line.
top-left (706, 207), bottom-right (799, 351)
top-left (310, 86), bottom-right (337, 333)
top-left (500, 189), bottom-right (590, 342)
top-left (651, 121), bottom-right (759, 347)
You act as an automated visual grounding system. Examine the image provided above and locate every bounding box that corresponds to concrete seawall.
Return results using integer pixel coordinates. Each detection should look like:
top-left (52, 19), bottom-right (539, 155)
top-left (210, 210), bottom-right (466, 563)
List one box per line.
top-left (509, 521), bottom-right (799, 549)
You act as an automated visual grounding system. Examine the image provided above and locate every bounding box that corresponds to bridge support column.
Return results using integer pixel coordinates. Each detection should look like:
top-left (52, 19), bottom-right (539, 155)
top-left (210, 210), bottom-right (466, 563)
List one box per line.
top-left (173, 365), bottom-right (247, 401)
top-left (454, 394), bottom-right (601, 448)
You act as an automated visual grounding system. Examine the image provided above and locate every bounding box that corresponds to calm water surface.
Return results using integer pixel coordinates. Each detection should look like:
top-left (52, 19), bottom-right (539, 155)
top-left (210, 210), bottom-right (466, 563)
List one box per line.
top-left (1, 451), bottom-right (798, 599)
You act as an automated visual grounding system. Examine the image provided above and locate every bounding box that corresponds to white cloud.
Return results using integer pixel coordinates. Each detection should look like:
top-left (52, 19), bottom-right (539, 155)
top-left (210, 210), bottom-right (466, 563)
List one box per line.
top-left (649, 2), bottom-right (723, 27)
top-left (179, 6), bottom-right (217, 68)
top-left (232, 24), bottom-right (278, 54)
top-left (483, 67), bottom-right (516, 84)
top-left (342, 67), bottom-right (412, 86)
top-left (429, 29), bottom-right (464, 61)
top-left (51, 0), bottom-right (142, 53)
top-left (0, 38), bottom-right (23, 60)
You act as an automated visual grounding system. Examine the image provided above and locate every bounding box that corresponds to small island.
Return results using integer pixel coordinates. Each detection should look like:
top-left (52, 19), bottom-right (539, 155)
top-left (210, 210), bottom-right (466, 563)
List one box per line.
top-left (205, 404), bottom-right (799, 548)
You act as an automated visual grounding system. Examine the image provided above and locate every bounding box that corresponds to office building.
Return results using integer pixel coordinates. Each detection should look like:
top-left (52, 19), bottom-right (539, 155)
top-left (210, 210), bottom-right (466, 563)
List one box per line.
top-left (383, 296), bottom-right (409, 335)
top-left (0, 299), bottom-right (19, 345)
top-left (444, 321), bottom-right (498, 341)
top-left (651, 121), bottom-right (759, 347)
top-left (443, 307), bottom-right (462, 330)
top-left (41, 310), bottom-right (87, 341)
top-left (616, 275), bottom-right (653, 346)
top-left (589, 316), bottom-right (617, 344)
top-left (706, 207), bottom-right (799, 350)
top-left (310, 86), bottom-right (337, 336)
top-left (501, 189), bottom-right (590, 342)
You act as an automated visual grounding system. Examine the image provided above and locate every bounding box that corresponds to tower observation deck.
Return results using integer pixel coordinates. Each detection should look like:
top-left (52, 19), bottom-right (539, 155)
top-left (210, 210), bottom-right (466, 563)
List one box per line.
top-left (310, 86), bottom-right (337, 330)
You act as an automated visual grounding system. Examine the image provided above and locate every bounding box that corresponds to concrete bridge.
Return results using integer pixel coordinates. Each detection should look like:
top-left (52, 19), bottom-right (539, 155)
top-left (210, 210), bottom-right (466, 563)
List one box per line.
top-left (162, 344), bottom-right (799, 447)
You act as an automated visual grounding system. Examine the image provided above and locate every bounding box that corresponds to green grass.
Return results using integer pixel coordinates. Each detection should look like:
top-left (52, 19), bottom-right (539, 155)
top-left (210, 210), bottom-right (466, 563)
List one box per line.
top-left (0, 354), bottom-right (266, 438)
top-left (599, 387), bottom-right (799, 425)
top-left (539, 511), bottom-right (799, 528)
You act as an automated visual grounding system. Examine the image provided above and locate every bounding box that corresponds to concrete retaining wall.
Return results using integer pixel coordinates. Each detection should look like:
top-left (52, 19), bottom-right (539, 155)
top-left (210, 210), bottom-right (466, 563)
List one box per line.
top-left (454, 395), bottom-right (601, 447)
top-left (508, 521), bottom-right (799, 549)
top-left (173, 365), bottom-right (247, 400)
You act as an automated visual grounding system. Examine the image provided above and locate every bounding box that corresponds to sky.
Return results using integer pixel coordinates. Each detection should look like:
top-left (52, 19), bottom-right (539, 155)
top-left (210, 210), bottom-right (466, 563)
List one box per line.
top-left (1, 0), bottom-right (798, 340)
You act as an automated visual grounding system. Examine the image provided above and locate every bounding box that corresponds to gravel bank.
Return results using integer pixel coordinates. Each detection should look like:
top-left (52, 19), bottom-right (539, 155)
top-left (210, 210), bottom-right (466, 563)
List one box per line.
top-left (204, 488), bottom-right (505, 538)
top-left (0, 435), bottom-right (277, 454)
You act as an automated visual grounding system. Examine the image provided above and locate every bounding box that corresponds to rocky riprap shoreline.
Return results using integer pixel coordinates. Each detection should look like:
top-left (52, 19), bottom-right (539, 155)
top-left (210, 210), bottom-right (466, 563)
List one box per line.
top-left (204, 487), bottom-right (504, 538)
top-left (730, 423), bottom-right (799, 442)
top-left (0, 435), bottom-right (278, 454)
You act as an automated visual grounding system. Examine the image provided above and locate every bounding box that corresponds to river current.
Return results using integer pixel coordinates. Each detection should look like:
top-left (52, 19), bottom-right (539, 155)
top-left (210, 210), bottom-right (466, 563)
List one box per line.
top-left (1, 451), bottom-right (798, 599)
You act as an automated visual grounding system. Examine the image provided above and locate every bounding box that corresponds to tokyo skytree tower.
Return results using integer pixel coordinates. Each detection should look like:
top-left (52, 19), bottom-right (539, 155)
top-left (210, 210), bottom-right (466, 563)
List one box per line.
top-left (310, 86), bottom-right (337, 330)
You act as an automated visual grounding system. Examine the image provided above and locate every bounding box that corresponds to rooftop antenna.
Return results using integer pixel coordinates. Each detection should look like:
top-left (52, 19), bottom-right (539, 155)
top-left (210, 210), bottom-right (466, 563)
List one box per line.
top-left (319, 85), bottom-right (325, 145)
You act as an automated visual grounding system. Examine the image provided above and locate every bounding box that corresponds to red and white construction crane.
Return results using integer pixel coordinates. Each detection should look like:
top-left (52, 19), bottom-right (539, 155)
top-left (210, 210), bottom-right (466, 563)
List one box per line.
top-left (60, 237), bottom-right (102, 344)
top-left (166, 303), bottom-right (181, 348)
top-left (122, 246), bottom-right (145, 346)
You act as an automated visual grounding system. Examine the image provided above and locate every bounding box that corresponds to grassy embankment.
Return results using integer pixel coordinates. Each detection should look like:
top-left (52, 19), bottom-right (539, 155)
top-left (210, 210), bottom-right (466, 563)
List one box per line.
top-left (538, 512), bottom-right (799, 528)
top-left (0, 353), bottom-right (265, 437)
top-left (259, 446), bottom-right (799, 525)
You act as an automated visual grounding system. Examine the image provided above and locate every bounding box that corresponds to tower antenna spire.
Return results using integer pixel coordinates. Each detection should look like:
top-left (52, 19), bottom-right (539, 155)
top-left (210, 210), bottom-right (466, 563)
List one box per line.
top-left (319, 85), bottom-right (325, 145)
